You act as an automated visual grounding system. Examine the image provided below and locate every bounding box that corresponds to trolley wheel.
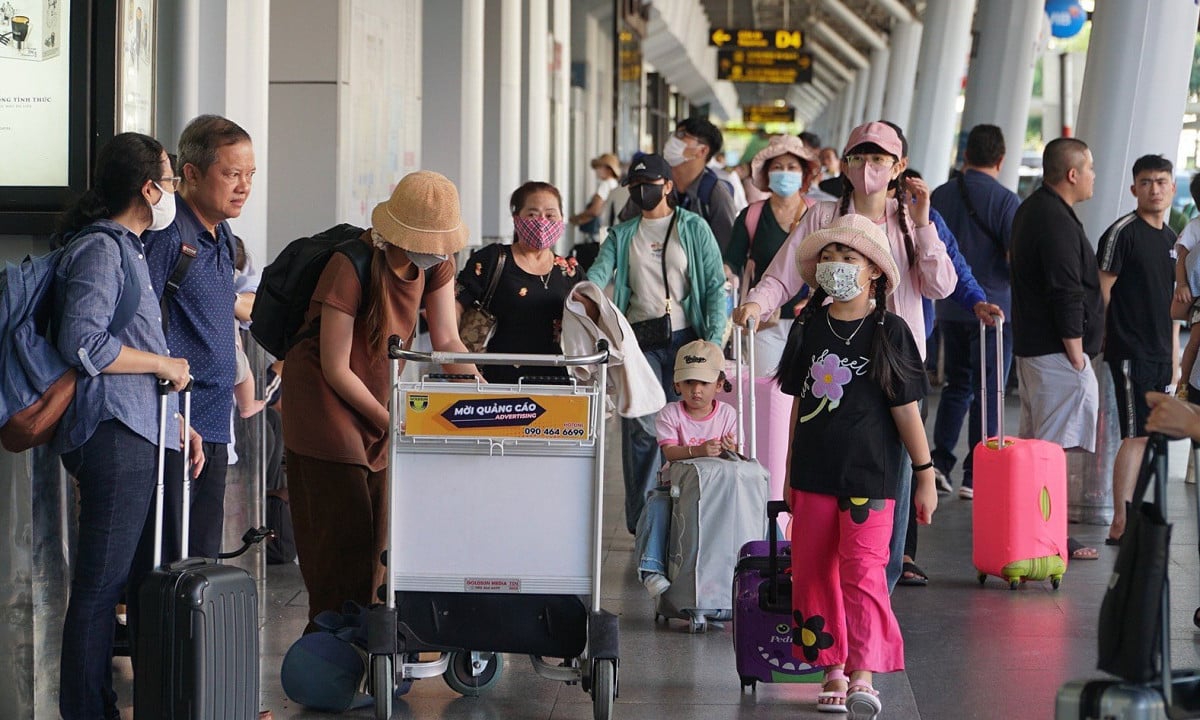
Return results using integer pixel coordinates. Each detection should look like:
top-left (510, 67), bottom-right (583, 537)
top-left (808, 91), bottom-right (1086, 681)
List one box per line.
top-left (371, 654), bottom-right (393, 720)
top-left (740, 675), bottom-right (757, 692)
top-left (591, 659), bottom-right (616, 720)
top-left (443, 651), bottom-right (503, 696)
top-left (687, 613), bottom-right (708, 634)
top-left (1009, 579), bottom-right (1021, 591)
top-left (1051, 576), bottom-right (1062, 590)
top-left (977, 573), bottom-right (987, 586)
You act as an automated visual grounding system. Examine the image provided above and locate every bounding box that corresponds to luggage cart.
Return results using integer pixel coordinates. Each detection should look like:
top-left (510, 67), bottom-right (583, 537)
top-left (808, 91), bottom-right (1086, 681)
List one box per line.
top-left (368, 336), bottom-right (619, 720)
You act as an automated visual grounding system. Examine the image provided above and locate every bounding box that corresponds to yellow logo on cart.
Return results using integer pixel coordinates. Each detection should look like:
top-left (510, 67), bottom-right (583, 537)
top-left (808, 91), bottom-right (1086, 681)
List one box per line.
top-left (403, 391), bottom-right (590, 439)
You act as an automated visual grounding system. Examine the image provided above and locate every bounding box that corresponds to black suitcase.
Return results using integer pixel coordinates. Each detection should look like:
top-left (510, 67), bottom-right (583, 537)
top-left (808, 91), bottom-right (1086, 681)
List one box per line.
top-left (134, 383), bottom-right (260, 719)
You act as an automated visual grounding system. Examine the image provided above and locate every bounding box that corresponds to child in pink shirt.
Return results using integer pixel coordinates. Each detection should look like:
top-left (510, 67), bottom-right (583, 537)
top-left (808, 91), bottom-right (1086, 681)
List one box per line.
top-left (635, 340), bottom-right (738, 597)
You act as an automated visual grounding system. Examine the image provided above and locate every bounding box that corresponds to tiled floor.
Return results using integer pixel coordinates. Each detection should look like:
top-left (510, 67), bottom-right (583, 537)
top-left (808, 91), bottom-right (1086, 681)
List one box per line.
top-left (113, 388), bottom-right (1200, 719)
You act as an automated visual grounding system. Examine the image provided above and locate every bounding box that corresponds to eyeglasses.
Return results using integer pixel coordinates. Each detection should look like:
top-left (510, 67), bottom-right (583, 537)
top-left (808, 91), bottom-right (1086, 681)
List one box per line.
top-left (156, 176), bottom-right (182, 192)
top-left (843, 154), bottom-right (896, 169)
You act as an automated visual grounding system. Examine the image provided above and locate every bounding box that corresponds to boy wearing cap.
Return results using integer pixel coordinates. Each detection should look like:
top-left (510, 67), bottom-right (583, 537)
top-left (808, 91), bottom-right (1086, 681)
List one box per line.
top-left (634, 340), bottom-right (738, 597)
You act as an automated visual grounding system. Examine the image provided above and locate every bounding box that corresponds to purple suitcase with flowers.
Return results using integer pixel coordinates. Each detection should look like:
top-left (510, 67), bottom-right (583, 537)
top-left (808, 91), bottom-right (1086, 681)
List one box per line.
top-left (733, 501), bottom-right (823, 690)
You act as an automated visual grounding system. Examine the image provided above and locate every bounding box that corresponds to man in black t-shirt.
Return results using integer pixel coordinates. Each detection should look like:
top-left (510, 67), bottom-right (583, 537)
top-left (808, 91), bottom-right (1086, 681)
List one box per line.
top-left (1098, 154), bottom-right (1177, 546)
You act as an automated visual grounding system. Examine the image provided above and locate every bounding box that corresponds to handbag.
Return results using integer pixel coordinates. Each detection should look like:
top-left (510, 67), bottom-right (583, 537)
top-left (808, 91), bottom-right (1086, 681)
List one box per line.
top-left (629, 210), bottom-right (678, 351)
top-left (458, 248), bottom-right (507, 353)
top-left (0, 369), bottom-right (77, 452)
top-left (1096, 433), bottom-right (1172, 683)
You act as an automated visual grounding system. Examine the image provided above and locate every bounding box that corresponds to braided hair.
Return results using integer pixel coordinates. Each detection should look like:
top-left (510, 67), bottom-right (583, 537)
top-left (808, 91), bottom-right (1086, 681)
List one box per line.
top-left (774, 286), bottom-right (828, 389)
top-left (867, 277), bottom-right (920, 400)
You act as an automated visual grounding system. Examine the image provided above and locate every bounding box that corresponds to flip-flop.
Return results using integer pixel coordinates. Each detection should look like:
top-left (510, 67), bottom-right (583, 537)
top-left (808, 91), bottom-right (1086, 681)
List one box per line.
top-left (846, 682), bottom-right (882, 720)
top-left (898, 560), bottom-right (928, 586)
top-left (1067, 537), bottom-right (1099, 560)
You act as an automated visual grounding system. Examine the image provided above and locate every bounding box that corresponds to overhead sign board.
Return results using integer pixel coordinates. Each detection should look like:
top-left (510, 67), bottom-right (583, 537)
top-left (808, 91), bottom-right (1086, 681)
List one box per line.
top-left (742, 105), bottom-right (796, 124)
top-left (709, 27), bottom-right (804, 50)
top-left (717, 49), bottom-right (813, 84)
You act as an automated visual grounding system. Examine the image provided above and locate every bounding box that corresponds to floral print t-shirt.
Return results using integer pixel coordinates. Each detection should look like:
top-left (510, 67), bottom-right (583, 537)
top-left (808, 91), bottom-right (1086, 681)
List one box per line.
top-left (778, 306), bottom-right (926, 499)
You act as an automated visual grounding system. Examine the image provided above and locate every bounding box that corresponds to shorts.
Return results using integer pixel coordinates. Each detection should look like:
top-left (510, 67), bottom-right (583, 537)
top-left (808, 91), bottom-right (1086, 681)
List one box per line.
top-left (1016, 353), bottom-right (1099, 452)
top-left (1110, 358), bottom-right (1171, 438)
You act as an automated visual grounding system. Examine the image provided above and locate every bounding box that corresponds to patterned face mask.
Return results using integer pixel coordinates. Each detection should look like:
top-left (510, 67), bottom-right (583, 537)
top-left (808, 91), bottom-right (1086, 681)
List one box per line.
top-left (513, 215), bottom-right (565, 250)
top-left (815, 261), bottom-right (866, 302)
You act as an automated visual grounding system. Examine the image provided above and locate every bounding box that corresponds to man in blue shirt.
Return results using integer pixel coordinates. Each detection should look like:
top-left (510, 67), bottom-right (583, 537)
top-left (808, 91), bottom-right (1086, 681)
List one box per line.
top-left (929, 125), bottom-right (1021, 501)
top-left (143, 114), bottom-right (254, 560)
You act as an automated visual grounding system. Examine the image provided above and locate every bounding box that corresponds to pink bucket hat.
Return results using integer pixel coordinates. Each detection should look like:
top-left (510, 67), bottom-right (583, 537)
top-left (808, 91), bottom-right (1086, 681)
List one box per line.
top-left (795, 213), bottom-right (900, 296)
top-left (842, 121), bottom-right (904, 159)
top-left (750, 135), bottom-right (818, 191)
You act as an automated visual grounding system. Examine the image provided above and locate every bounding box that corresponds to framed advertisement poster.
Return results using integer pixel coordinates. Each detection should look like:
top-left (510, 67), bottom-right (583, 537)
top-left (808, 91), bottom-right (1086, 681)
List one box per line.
top-left (0, 0), bottom-right (90, 233)
top-left (116, 0), bottom-right (154, 134)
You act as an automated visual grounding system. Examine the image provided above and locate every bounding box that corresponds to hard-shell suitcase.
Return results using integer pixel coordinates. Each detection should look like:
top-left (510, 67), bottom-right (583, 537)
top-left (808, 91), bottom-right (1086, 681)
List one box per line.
top-left (732, 500), bottom-right (822, 690)
top-left (134, 383), bottom-right (260, 719)
top-left (1056, 679), bottom-right (1167, 719)
top-left (971, 318), bottom-right (1068, 588)
top-left (656, 454), bottom-right (769, 631)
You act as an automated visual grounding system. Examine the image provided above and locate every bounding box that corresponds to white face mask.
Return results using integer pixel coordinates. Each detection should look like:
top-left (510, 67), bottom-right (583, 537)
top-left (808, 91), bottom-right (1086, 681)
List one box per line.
top-left (662, 135), bottom-right (690, 167)
top-left (815, 261), bottom-right (867, 302)
top-left (148, 182), bottom-right (176, 231)
top-left (407, 250), bottom-right (448, 271)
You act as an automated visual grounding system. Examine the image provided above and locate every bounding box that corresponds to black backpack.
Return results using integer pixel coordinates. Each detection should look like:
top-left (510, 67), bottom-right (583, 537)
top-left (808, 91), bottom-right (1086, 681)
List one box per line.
top-left (250, 224), bottom-right (372, 358)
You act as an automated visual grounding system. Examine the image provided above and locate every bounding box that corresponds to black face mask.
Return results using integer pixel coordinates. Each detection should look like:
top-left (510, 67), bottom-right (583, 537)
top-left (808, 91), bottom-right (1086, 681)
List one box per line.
top-left (631, 183), bottom-right (665, 212)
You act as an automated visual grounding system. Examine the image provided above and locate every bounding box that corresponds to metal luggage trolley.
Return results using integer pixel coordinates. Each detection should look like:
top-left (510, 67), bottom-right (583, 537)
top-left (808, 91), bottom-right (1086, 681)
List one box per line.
top-left (368, 336), bottom-right (619, 720)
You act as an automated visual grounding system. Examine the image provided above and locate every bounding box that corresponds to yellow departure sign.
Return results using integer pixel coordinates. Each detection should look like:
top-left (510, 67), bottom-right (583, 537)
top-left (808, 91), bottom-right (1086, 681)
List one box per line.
top-left (742, 105), bottom-right (797, 124)
top-left (709, 27), bottom-right (804, 51)
top-left (718, 49), bottom-right (813, 85)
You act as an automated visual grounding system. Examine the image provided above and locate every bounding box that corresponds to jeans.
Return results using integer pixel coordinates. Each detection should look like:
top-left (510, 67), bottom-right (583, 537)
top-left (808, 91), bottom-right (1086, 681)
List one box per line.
top-left (621, 328), bottom-right (697, 533)
top-left (886, 445), bottom-right (913, 594)
top-left (931, 320), bottom-right (1013, 489)
top-left (60, 421), bottom-right (157, 720)
top-left (635, 485), bottom-right (672, 576)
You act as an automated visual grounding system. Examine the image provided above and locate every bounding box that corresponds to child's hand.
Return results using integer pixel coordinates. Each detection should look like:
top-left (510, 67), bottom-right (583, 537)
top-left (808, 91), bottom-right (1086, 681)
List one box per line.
top-left (699, 438), bottom-right (723, 457)
top-left (913, 468), bottom-right (938, 525)
top-left (720, 433), bottom-right (738, 454)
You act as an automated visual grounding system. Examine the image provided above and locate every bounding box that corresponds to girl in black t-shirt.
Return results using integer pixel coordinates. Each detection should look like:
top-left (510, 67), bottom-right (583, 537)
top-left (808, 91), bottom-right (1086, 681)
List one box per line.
top-left (775, 214), bottom-right (937, 717)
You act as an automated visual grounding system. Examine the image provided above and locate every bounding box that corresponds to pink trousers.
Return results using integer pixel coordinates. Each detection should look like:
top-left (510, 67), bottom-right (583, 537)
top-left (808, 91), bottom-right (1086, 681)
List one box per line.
top-left (790, 490), bottom-right (905, 673)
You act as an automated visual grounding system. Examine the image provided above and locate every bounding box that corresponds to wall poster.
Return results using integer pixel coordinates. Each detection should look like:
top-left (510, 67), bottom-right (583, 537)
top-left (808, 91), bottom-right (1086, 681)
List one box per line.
top-left (116, 0), bottom-right (155, 134)
top-left (0, 0), bottom-right (70, 187)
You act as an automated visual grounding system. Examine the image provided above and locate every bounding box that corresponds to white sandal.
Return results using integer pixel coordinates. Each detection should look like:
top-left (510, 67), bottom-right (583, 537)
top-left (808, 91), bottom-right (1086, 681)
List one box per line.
top-left (846, 681), bottom-right (882, 720)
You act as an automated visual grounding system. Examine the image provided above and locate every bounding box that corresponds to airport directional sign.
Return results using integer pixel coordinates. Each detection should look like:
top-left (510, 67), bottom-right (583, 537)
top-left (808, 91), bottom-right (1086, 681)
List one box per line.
top-left (709, 27), bottom-right (804, 50)
top-left (742, 105), bottom-right (796, 124)
top-left (717, 49), bottom-right (813, 84)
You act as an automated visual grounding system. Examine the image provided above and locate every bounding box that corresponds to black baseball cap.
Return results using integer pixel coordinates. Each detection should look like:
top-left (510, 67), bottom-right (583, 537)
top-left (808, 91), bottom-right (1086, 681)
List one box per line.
top-left (622, 153), bottom-right (673, 186)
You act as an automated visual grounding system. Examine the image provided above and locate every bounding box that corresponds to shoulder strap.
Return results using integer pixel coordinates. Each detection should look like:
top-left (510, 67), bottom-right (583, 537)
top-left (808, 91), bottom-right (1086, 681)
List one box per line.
top-left (75, 223), bottom-right (142, 335)
top-left (956, 173), bottom-right (1004, 251)
top-left (745, 200), bottom-right (766, 249)
top-left (659, 210), bottom-right (680, 312)
top-left (695, 170), bottom-right (718, 219)
top-left (480, 246), bottom-right (507, 311)
top-left (160, 242), bottom-right (197, 336)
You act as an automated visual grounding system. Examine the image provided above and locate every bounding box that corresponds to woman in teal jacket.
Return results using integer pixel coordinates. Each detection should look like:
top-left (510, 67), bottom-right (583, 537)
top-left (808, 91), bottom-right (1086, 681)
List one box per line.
top-left (586, 153), bottom-right (727, 535)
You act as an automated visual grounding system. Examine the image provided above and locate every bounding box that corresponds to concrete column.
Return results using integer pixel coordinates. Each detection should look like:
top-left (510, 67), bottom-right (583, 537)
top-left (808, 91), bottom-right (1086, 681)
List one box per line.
top-left (481, 0), bottom-right (523, 242)
top-left (851, 69), bottom-right (869, 129)
top-left (552, 0), bottom-right (571, 207)
top-left (907, 0), bottom-right (976, 186)
top-left (959, 0), bottom-right (1043, 191)
top-left (864, 45), bottom-right (889, 122)
top-left (835, 83), bottom-right (856, 147)
top-left (881, 19), bottom-right (922, 130)
top-left (1075, 0), bottom-right (1200, 243)
top-left (222, 1), bottom-right (270, 264)
top-left (525, 0), bottom-right (550, 182)
top-left (1040, 49), bottom-right (1063, 144)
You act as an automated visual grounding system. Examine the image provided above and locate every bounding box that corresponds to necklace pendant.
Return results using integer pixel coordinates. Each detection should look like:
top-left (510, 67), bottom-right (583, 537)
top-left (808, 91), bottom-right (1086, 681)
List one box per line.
top-left (845, 338), bottom-right (851, 346)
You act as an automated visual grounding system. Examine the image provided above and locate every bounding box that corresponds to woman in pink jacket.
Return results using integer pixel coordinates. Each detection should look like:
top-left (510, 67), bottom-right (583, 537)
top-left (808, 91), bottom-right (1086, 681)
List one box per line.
top-left (733, 121), bottom-right (956, 707)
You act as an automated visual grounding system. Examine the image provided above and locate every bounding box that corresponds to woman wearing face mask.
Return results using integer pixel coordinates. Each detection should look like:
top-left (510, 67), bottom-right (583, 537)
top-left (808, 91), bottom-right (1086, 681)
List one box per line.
top-left (456, 181), bottom-right (581, 383)
top-left (586, 153), bottom-right (728, 536)
top-left (53, 132), bottom-right (195, 720)
top-left (723, 134), bottom-right (820, 375)
top-left (280, 170), bottom-right (479, 626)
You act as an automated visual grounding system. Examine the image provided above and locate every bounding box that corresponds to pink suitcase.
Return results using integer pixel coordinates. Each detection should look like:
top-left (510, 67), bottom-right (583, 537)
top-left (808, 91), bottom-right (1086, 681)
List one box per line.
top-left (971, 318), bottom-right (1068, 589)
top-left (717, 326), bottom-right (792, 534)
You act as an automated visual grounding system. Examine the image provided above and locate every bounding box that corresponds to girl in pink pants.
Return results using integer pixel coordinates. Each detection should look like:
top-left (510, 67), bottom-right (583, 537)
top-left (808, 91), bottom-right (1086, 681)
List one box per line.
top-left (774, 214), bottom-right (939, 718)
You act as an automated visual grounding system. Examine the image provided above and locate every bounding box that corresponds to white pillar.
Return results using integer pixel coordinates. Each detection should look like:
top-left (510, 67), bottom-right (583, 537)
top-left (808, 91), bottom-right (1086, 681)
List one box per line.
top-left (864, 45), bottom-right (889, 122)
top-left (552, 0), bottom-right (571, 205)
top-left (525, 0), bottom-right (550, 182)
top-left (851, 69), bottom-right (869, 129)
top-left (497, 0), bottom-right (523, 240)
top-left (835, 84), bottom-right (856, 147)
top-left (462, 0), bottom-right (485, 244)
top-left (881, 19), bottom-right (922, 130)
top-left (907, 0), bottom-right (976, 186)
top-left (959, 0), bottom-right (1043, 191)
top-left (1075, 0), bottom-right (1200, 244)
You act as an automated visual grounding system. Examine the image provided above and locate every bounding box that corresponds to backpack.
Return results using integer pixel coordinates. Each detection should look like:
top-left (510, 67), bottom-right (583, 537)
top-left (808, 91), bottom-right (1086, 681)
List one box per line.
top-left (0, 225), bottom-right (141, 451)
top-left (250, 224), bottom-right (372, 359)
top-left (691, 167), bottom-right (736, 222)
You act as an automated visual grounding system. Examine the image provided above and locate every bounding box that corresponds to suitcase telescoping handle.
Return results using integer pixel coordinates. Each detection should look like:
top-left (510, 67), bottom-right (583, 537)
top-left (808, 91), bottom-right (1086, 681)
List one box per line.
top-left (152, 378), bottom-right (193, 569)
top-left (766, 500), bottom-right (788, 604)
top-left (979, 316), bottom-right (1005, 449)
top-left (732, 317), bottom-right (758, 461)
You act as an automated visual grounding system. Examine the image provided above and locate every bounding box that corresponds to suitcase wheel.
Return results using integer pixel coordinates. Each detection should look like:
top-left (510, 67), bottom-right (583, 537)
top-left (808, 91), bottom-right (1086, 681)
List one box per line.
top-left (1009, 579), bottom-right (1021, 591)
top-left (740, 676), bottom-right (757, 692)
top-left (687, 614), bottom-right (707, 634)
top-left (1051, 576), bottom-right (1061, 590)
top-left (977, 572), bottom-right (987, 586)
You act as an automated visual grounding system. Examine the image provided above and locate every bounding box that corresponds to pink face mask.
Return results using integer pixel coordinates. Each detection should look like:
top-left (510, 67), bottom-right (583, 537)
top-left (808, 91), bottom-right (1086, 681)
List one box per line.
top-left (513, 215), bottom-right (565, 250)
top-left (844, 164), bottom-right (893, 196)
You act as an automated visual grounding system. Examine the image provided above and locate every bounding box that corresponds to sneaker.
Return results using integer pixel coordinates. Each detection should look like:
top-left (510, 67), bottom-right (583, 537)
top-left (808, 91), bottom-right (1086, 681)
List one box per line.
top-left (958, 486), bottom-right (974, 500)
top-left (933, 468), bottom-right (952, 494)
top-left (642, 573), bottom-right (670, 598)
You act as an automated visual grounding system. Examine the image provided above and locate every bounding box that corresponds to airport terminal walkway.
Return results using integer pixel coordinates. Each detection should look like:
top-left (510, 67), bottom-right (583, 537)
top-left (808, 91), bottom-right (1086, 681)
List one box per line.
top-left (115, 388), bottom-right (1200, 719)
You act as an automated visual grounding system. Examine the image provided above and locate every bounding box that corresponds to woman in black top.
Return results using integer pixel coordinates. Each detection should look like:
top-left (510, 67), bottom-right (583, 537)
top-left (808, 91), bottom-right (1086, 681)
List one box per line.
top-left (456, 181), bottom-right (581, 383)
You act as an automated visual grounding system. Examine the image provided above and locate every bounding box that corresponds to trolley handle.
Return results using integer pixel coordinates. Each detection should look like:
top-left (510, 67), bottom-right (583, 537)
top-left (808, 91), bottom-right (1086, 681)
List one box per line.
top-left (426, 373), bottom-right (478, 381)
top-left (387, 334), bottom-right (610, 368)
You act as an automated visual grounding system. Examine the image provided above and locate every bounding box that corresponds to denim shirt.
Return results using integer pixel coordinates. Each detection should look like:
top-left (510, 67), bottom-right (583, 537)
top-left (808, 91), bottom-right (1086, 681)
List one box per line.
top-left (144, 198), bottom-right (236, 443)
top-left (54, 220), bottom-right (179, 453)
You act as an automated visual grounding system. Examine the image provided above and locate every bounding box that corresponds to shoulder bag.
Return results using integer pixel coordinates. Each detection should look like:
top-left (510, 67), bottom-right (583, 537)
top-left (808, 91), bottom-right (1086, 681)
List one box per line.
top-left (628, 211), bottom-right (678, 350)
top-left (458, 247), bottom-right (507, 353)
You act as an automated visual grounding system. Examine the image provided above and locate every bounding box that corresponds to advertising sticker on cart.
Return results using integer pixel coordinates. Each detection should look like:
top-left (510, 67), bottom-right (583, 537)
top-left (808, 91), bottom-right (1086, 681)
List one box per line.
top-left (403, 391), bottom-right (591, 439)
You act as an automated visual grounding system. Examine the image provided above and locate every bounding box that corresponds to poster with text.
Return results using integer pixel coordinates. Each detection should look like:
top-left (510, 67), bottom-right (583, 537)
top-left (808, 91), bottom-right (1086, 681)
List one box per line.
top-left (0, 0), bottom-right (71, 187)
top-left (117, 0), bottom-right (155, 134)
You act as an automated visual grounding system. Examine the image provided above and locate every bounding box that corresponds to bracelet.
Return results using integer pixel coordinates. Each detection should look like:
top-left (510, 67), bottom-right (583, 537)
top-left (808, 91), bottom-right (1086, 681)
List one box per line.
top-left (911, 461), bottom-right (934, 472)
